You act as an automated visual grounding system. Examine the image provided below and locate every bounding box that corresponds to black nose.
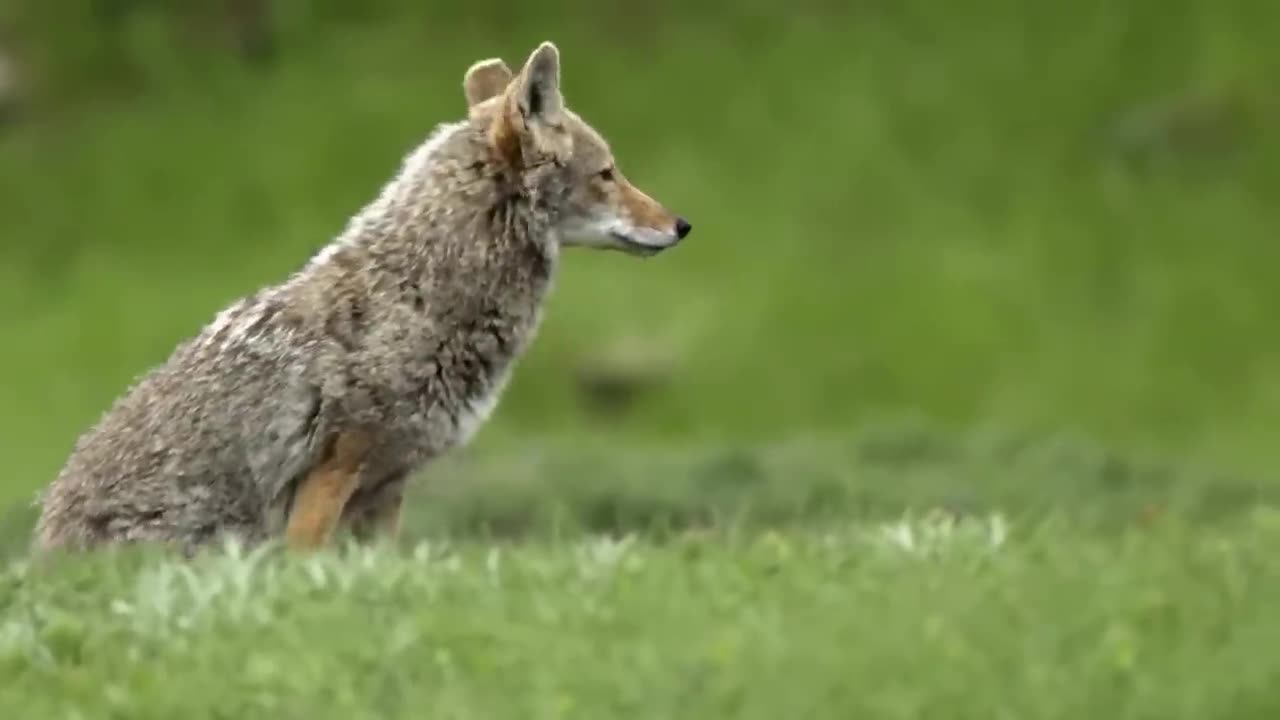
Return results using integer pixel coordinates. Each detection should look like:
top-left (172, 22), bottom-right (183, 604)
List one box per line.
top-left (674, 217), bottom-right (692, 239)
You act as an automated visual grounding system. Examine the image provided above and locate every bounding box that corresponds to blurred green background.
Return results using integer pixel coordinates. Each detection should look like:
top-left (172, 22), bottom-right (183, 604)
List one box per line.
top-left (1, 0), bottom-right (1278, 520)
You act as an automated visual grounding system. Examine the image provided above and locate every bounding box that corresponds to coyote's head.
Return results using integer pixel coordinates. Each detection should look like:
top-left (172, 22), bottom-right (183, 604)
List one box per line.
top-left (463, 42), bottom-right (692, 256)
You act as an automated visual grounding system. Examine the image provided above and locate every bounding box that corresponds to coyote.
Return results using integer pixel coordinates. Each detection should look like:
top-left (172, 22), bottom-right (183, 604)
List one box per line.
top-left (34, 41), bottom-right (691, 555)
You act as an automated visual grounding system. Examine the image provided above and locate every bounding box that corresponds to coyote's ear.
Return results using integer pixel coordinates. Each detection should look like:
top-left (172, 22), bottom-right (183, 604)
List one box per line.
top-left (463, 58), bottom-right (513, 109)
top-left (489, 41), bottom-right (570, 169)
top-left (514, 41), bottom-right (563, 122)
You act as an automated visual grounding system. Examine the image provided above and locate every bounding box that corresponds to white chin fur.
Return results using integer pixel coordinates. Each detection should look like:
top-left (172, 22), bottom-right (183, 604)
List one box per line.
top-left (559, 217), bottom-right (676, 252)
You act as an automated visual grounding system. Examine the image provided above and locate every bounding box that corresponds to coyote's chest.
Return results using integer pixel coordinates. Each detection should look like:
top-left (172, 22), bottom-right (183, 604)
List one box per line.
top-left (401, 275), bottom-right (550, 459)
top-left (347, 211), bottom-right (557, 468)
top-left (451, 365), bottom-right (512, 447)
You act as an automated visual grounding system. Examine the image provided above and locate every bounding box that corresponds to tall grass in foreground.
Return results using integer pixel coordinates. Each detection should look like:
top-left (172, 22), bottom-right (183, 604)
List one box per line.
top-left (4, 511), bottom-right (1280, 718)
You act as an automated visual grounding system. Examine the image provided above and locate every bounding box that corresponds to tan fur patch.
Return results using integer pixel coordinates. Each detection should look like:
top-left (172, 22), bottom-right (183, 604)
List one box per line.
top-left (284, 430), bottom-right (372, 551)
top-left (621, 180), bottom-right (676, 231)
top-left (489, 105), bottom-right (524, 170)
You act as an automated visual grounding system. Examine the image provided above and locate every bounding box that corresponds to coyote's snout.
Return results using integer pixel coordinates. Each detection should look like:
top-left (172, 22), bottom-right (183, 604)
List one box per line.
top-left (560, 167), bottom-right (693, 257)
top-left (33, 41), bottom-right (693, 556)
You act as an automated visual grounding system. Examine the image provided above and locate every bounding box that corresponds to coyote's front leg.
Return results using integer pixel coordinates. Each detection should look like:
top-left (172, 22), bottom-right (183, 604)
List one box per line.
top-left (284, 430), bottom-right (372, 551)
top-left (341, 472), bottom-right (407, 544)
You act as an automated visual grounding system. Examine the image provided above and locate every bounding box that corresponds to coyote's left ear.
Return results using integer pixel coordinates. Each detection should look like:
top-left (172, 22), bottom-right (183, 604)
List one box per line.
top-left (464, 58), bottom-right (513, 109)
top-left (489, 41), bottom-right (570, 168)
top-left (514, 41), bottom-right (564, 123)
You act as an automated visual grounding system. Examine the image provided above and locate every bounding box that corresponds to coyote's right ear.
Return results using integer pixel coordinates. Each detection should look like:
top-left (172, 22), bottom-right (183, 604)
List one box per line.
top-left (463, 58), bottom-right (513, 109)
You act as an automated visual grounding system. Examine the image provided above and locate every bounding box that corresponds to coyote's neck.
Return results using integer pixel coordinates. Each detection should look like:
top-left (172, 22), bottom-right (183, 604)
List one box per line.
top-left (294, 119), bottom-right (559, 286)
top-left (270, 117), bottom-right (558, 361)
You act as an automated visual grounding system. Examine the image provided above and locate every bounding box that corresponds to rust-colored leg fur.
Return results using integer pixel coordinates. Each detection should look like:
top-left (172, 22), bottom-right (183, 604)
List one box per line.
top-left (284, 431), bottom-right (372, 551)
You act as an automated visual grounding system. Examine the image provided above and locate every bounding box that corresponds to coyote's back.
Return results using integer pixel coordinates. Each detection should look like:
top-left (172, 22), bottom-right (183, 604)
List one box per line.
top-left (34, 40), bottom-right (692, 555)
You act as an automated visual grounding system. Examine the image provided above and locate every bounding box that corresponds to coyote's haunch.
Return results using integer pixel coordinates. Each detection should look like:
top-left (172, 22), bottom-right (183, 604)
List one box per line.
top-left (34, 41), bottom-right (692, 555)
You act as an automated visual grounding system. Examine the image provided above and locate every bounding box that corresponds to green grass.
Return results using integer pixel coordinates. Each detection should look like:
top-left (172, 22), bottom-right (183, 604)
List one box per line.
top-left (6, 509), bottom-right (1280, 718)
top-left (3, 425), bottom-right (1278, 716)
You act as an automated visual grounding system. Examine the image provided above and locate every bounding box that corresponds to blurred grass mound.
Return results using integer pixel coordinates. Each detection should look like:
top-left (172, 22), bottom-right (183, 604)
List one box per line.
top-left (400, 418), bottom-right (1272, 541)
top-left (2, 420), bottom-right (1271, 561)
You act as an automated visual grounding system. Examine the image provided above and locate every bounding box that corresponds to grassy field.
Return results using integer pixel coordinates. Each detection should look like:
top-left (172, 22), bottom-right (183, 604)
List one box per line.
top-left (3, 426), bottom-right (1279, 715)
top-left (3, 1), bottom-right (1280, 714)
top-left (6, 510), bottom-right (1280, 718)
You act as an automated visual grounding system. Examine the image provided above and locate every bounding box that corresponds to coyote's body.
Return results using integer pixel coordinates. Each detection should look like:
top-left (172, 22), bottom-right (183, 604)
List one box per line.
top-left (34, 42), bottom-right (690, 555)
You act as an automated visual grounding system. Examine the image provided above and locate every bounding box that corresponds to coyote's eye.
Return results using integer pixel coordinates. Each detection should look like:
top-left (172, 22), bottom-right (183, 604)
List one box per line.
top-left (598, 167), bottom-right (615, 182)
